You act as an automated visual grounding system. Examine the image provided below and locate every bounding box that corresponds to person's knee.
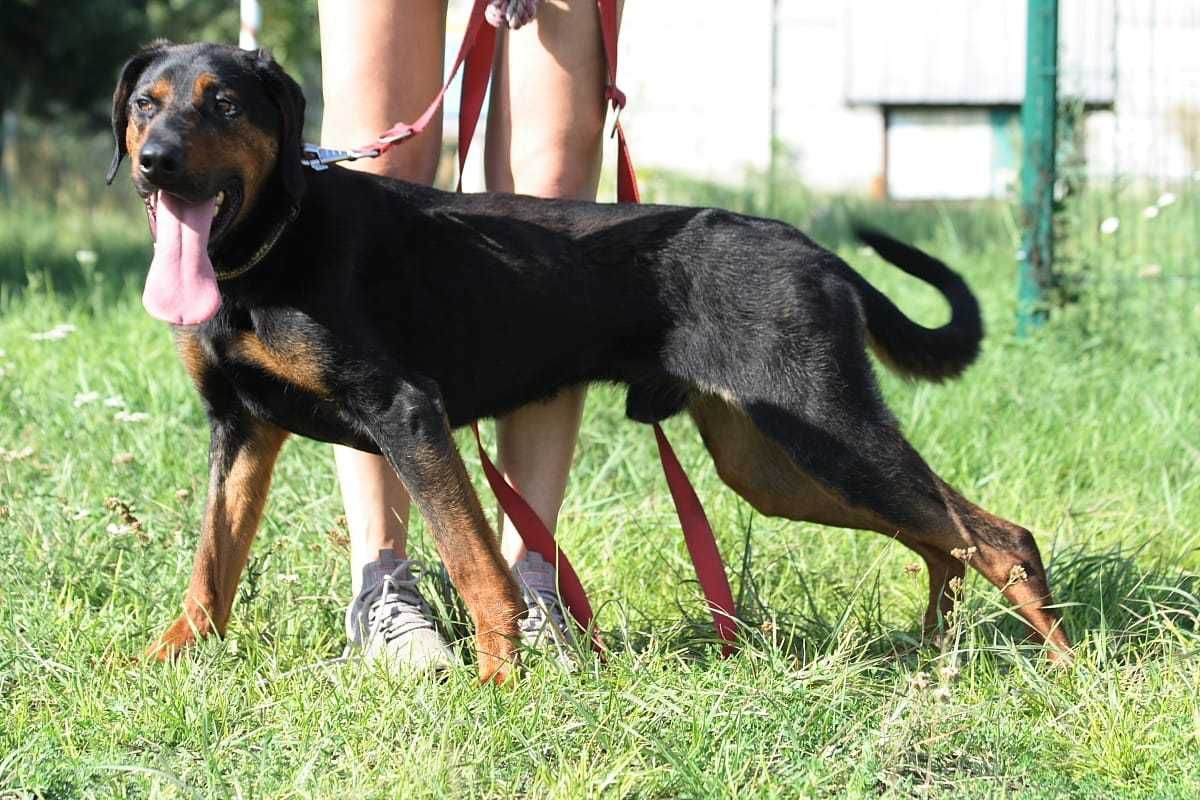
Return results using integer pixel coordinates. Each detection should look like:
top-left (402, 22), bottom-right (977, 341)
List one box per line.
top-left (376, 139), bottom-right (443, 185)
top-left (510, 121), bottom-right (605, 198)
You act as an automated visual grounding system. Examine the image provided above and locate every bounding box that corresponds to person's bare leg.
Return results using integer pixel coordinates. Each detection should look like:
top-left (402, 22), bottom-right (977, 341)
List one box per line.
top-left (319, 0), bottom-right (447, 594)
top-left (485, 0), bottom-right (611, 569)
top-left (320, 0), bottom-right (459, 671)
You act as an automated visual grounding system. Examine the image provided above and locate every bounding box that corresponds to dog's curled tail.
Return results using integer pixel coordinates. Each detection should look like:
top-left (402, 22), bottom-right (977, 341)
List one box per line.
top-left (851, 226), bottom-right (983, 382)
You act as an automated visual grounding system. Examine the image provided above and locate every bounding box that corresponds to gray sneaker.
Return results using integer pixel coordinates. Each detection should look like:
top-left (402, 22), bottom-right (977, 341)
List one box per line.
top-left (513, 552), bottom-right (576, 665)
top-left (345, 550), bottom-right (459, 673)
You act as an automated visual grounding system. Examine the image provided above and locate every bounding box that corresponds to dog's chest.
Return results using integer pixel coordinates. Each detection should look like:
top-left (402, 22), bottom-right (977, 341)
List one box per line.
top-left (221, 329), bottom-right (330, 398)
top-left (179, 327), bottom-right (373, 451)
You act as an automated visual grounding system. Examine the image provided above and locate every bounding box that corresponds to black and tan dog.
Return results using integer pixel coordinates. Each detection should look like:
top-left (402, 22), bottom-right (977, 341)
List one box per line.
top-left (108, 42), bottom-right (1069, 681)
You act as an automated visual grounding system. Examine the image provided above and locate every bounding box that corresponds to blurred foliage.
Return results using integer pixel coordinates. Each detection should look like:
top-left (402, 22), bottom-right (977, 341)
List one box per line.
top-left (0, 1), bottom-right (319, 126)
top-left (144, 0), bottom-right (321, 89)
top-left (1, 0), bottom-right (320, 195)
top-left (1, 0), bottom-right (148, 126)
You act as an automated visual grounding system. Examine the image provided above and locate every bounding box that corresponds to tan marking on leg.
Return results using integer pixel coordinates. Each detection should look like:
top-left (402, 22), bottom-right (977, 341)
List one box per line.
top-left (408, 438), bottom-right (524, 684)
top-left (688, 391), bottom-right (1069, 656)
top-left (910, 541), bottom-right (966, 639)
top-left (149, 421), bottom-right (288, 660)
top-left (936, 482), bottom-right (1071, 657)
top-left (688, 392), bottom-right (895, 531)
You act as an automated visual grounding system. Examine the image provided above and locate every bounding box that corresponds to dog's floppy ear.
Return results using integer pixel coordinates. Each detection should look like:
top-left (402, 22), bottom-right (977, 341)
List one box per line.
top-left (106, 40), bottom-right (171, 185)
top-left (253, 48), bottom-right (307, 206)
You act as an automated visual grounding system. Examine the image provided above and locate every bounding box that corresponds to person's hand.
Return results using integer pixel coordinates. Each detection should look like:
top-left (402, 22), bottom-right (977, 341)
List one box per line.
top-left (485, 0), bottom-right (539, 30)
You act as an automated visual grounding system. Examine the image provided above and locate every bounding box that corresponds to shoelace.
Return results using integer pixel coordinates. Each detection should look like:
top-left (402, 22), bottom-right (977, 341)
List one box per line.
top-left (518, 572), bottom-right (569, 639)
top-left (355, 567), bottom-right (437, 645)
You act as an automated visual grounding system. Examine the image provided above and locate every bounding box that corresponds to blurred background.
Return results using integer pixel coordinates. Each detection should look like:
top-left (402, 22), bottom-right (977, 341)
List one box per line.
top-left (1, 0), bottom-right (1198, 315)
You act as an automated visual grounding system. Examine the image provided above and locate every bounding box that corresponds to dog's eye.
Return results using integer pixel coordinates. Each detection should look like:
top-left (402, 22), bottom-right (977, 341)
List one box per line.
top-left (215, 97), bottom-right (239, 118)
top-left (134, 97), bottom-right (156, 114)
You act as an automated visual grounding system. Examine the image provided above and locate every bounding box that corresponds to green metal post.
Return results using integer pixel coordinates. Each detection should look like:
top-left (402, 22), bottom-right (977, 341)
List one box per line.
top-left (1018, 0), bottom-right (1058, 335)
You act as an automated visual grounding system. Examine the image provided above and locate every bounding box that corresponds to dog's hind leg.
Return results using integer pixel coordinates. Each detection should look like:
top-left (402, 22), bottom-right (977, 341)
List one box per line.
top-left (148, 416), bottom-right (289, 660)
top-left (688, 392), bottom-right (1069, 657)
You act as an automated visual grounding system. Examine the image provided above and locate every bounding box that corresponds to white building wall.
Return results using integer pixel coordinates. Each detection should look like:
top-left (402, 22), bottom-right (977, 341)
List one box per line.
top-left (450, 0), bottom-right (1199, 195)
top-left (618, 3), bottom-right (773, 181)
top-left (775, 3), bottom-right (882, 192)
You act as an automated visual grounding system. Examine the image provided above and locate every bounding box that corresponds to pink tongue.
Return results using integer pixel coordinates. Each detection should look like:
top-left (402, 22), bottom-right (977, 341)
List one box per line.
top-left (143, 191), bottom-right (222, 325)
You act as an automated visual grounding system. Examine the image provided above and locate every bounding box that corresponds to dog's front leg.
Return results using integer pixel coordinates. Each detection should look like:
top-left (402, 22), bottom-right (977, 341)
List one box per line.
top-left (148, 413), bottom-right (288, 660)
top-left (361, 378), bottom-right (524, 684)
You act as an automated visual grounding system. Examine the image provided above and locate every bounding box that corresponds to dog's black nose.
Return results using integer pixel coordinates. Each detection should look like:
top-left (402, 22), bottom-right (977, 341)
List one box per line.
top-left (139, 140), bottom-right (183, 182)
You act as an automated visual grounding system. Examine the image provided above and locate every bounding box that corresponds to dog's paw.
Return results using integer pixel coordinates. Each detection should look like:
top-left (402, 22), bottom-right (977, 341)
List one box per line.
top-left (475, 627), bottom-right (521, 685)
top-left (145, 614), bottom-right (209, 661)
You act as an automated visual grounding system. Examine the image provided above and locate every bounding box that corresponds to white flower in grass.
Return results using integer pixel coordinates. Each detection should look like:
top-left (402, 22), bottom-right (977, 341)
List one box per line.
top-left (1138, 264), bottom-right (1163, 279)
top-left (73, 391), bottom-right (101, 407)
top-left (1099, 217), bottom-right (1120, 235)
top-left (114, 411), bottom-right (150, 423)
top-left (71, 508), bottom-right (91, 520)
top-left (75, 249), bottom-right (98, 267)
top-left (104, 396), bottom-right (127, 408)
top-left (30, 323), bottom-right (77, 341)
top-left (1157, 192), bottom-right (1177, 208)
top-left (106, 523), bottom-right (132, 535)
top-left (277, 574), bottom-right (300, 584)
top-left (1143, 205), bottom-right (1160, 220)
top-left (1, 446), bottom-right (35, 462)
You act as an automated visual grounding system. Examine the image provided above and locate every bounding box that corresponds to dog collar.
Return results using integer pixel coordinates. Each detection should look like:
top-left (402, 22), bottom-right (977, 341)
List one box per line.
top-left (212, 203), bottom-right (300, 281)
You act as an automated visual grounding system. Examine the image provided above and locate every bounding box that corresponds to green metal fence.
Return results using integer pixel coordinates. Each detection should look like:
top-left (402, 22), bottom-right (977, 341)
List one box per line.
top-left (1018, 0), bottom-right (1058, 334)
top-left (1019, 0), bottom-right (1200, 331)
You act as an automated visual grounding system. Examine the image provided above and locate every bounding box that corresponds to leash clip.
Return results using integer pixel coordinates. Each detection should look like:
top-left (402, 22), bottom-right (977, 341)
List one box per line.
top-left (376, 128), bottom-right (416, 146)
top-left (604, 84), bottom-right (626, 139)
top-left (301, 143), bottom-right (382, 171)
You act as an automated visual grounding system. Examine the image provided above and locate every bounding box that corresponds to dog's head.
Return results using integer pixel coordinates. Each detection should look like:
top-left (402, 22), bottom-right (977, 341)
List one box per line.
top-left (107, 42), bottom-right (306, 324)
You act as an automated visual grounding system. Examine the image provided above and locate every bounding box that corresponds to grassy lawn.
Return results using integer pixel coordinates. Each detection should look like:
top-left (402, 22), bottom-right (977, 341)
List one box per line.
top-left (1, 183), bottom-right (1199, 798)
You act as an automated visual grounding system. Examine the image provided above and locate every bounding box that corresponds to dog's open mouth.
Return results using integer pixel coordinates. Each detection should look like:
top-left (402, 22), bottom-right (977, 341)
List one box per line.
top-left (140, 183), bottom-right (241, 326)
top-left (144, 182), bottom-right (242, 246)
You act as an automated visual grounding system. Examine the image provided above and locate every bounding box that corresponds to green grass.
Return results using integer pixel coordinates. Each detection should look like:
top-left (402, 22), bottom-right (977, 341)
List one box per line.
top-left (2, 180), bottom-right (1199, 799)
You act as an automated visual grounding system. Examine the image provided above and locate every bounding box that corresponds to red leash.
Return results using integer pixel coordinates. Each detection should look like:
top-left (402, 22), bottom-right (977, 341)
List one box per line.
top-left (596, 0), bottom-right (640, 206)
top-left (654, 426), bottom-right (737, 656)
top-left (471, 423), bottom-right (604, 653)
top-left (593, 0), bottom-right (736, 655)
top-left (337, 0), bottom-right (738, 655)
